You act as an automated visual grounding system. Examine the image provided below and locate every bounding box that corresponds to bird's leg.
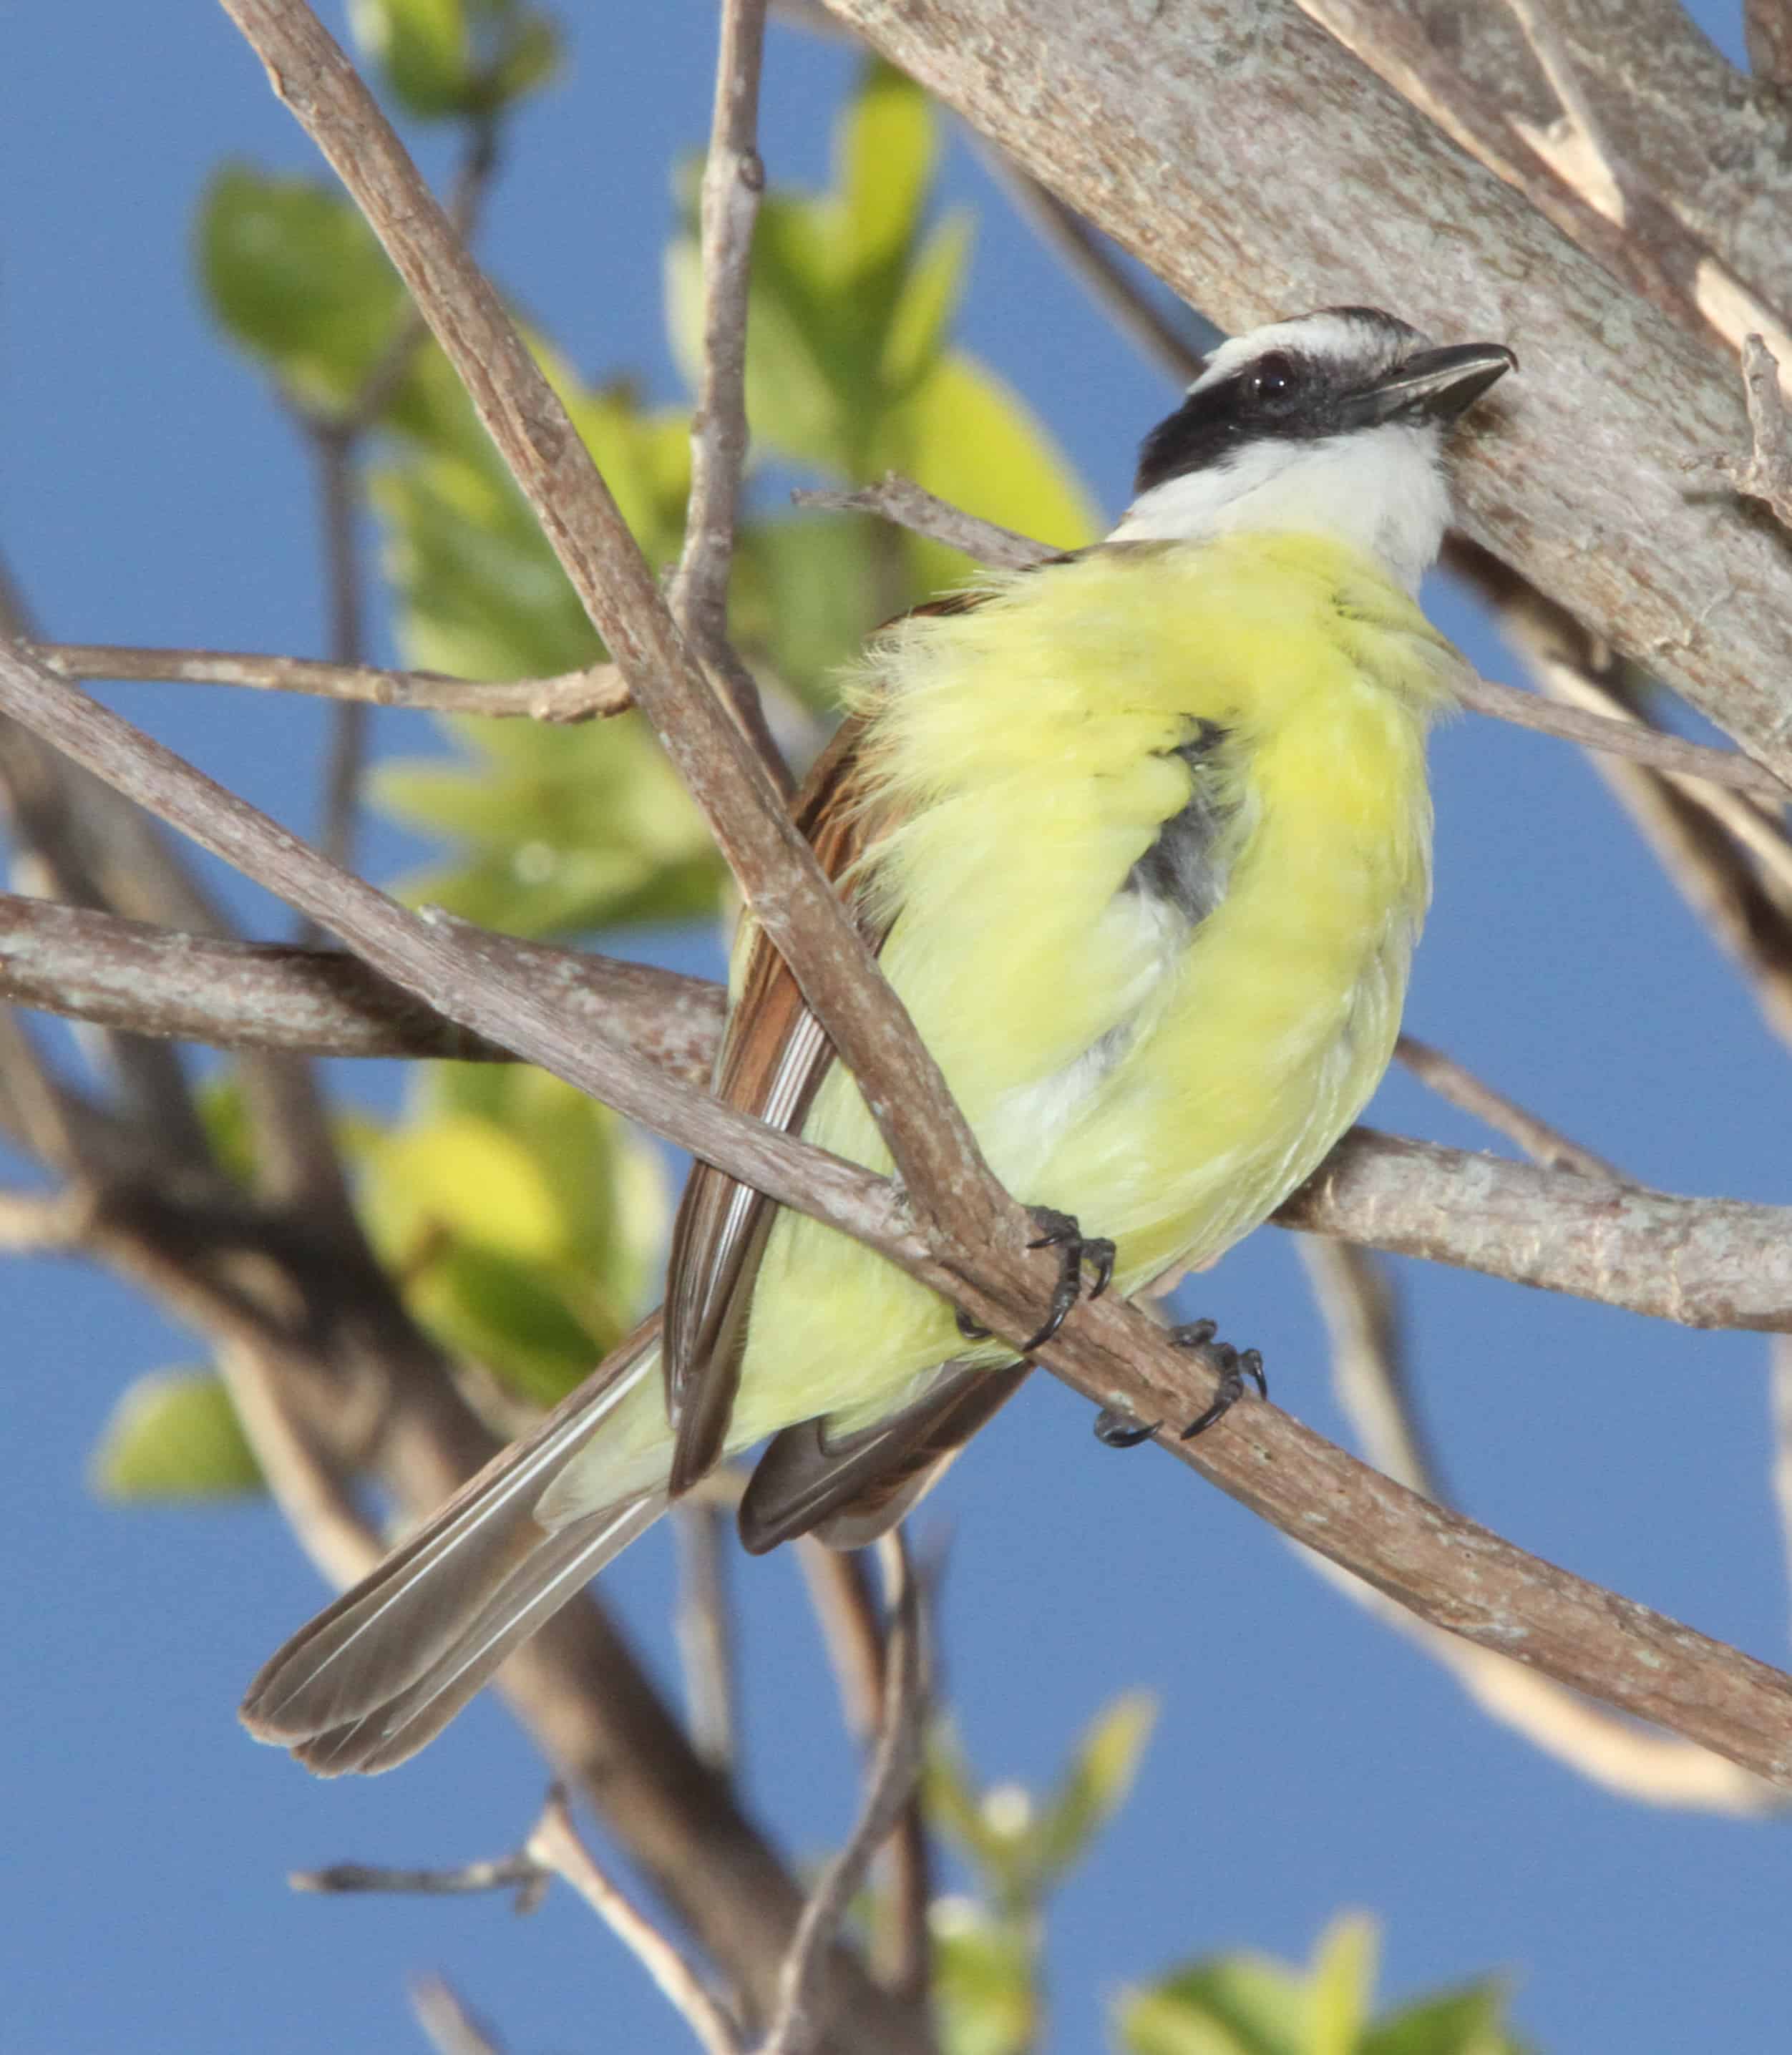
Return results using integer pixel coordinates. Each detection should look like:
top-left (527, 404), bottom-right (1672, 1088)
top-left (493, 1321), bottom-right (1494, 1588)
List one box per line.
top-left (1091, 1317), bottom-right (1267, 1448)
top-left (954, 1206), bottom-right (1117, 1352)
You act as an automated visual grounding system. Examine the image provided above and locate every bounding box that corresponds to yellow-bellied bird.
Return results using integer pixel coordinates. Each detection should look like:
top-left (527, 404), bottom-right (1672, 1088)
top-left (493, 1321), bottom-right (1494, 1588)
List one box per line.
top-left (243, 307), bottom-right (1514, 1772)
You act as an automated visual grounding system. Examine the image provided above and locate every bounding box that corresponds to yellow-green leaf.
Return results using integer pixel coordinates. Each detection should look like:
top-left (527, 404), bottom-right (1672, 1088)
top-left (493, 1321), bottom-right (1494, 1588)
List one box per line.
top-left (840, 60), bottom-right (935, 277)
top-left (1310, 1915), bottom-right (1378, 2055)
top-left (1031, 1689), bottom-right (1156, 1884)
top-left (364, 1111), bottom-right (567, 1262)
top-left (931, 1900), bottom-right (1039, 2055)
top-left (92, 1371), bottom-right (263, 1503)
top-left (198, 167), bottom-right (405, 411)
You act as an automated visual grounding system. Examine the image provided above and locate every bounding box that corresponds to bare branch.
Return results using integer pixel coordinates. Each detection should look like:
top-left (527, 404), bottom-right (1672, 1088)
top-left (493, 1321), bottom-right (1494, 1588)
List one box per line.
top-left (673, 1501), bottom-right (739, 1775)
top-left (527, 1787), bottom-right (745, 2055)
top-left (1301, 1238), bottom-right (1781, 1814)
top-left (310, 427), bottom-right (369, 877)
top-left (817, 0), bottom-right (1792, 791)
top-left (38, 643), bottom-right (630, 720)
top-left (668, 0), bottom-right (789, 793)
top-left (1282, 1127), bottom-right (1792, 1334)
top-left (1702, 334), bottom-right (1792, 530)
top-left (796, 1543), bottom-right (933, 2002)
top-left (218, 0), bottom-right (1012, 1273)
top-left (293, 1853), bottom-right (544, 1902)
top-left (791, 478), bottom-right (1049, 572)
top-left (1393, 1034), bottom-right (1625, 1183)
top-left (764, 1537), bottom-right (928, 2055)
top-left (0, 893), bottom-right (723, 1078)
top-left (409, 1975), bottom-right (509, 2055)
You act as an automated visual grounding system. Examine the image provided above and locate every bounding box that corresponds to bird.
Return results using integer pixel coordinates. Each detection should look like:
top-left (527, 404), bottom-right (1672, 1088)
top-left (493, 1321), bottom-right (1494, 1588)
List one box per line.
top-left (242, 305), bottom-right (1514, 1774)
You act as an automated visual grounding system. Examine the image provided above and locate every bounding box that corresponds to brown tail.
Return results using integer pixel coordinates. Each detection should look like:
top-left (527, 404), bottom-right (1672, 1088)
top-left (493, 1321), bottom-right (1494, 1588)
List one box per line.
top-left (240, 1318), bottom-right (667, 1774)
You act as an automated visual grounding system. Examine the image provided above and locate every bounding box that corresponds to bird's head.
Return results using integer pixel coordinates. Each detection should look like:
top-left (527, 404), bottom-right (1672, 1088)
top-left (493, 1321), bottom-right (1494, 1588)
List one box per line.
top-left (1114, 307), bottom-right (1515, 590)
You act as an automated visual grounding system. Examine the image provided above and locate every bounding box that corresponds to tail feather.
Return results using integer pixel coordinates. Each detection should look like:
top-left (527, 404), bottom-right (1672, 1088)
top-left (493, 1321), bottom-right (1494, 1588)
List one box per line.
top-left (290, 1491), bottom-right (668, 1775)
top-left (241, 1319), bottom-right (666, 1765)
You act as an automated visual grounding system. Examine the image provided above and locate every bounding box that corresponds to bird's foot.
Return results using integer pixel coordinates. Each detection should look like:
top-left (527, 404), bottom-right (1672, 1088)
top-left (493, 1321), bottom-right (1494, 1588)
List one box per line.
top-left (1090, 1317), bottom-right (1266, 1448)
top-left (953, 1206), bottom-right (1116, 1354)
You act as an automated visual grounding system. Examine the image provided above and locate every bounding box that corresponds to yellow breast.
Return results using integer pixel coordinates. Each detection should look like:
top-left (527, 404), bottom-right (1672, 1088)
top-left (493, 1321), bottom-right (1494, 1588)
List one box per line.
top-left (731, 533), bottom-right (1459, 1443)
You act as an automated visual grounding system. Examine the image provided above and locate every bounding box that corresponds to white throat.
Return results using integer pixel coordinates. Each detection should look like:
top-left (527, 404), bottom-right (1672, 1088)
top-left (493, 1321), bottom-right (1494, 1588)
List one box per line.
top-left (1109, 424), bottom-right (1451, 594)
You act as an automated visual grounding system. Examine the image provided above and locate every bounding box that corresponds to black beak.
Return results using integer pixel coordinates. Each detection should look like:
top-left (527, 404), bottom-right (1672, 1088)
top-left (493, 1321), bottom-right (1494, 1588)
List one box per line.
top-left (1343, 342), bottom-right (1517, 430)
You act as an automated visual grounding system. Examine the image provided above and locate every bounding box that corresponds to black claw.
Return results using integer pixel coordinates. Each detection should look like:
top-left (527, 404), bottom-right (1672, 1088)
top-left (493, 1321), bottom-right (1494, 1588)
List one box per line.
top-left (955, 1307), bottom-right (992, 1342)
top-left (1021, 1208), bottom-right (1116, 1354)
top-left (1169, 1323), bottom-right (1266, 1440)
top-left (1094, 1406), bottom-right (1161, 1448)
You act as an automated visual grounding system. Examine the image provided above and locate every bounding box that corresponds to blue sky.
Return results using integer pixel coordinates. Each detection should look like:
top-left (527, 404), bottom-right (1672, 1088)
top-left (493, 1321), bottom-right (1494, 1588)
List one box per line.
top-left (4, 4), bottom-right (1788, 2052)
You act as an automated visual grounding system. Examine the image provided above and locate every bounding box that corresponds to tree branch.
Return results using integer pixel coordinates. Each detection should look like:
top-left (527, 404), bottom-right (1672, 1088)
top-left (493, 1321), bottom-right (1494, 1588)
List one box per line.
top-left (217, 0), bottom-right (1013, 1277)
top-left (37, 643), bottom-right (630, 720)
top-left (8, 632), bottom-right (1792, 1791)
top-left (814, 0), bottom-right (1792, 789)
top-left (668, 0), bottom-right (789, 793)
top-left (1300, 1237), bottom-right (1781, 1814)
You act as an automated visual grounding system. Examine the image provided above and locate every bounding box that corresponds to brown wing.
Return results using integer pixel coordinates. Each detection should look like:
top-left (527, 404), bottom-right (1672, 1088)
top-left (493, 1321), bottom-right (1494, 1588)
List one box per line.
top-left (662, 582), bottom-right (1063, 1510)
top-left (737, 1357), bottom-right (1033, 1554)
top-left (661, 708), bottom-right (895, 1494)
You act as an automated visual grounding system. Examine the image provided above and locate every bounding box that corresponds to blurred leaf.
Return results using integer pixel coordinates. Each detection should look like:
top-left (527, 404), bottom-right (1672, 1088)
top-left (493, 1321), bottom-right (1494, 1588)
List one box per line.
top-left (1119, 1956), bottom-right (1311, 2055)
top-left (839, 58), bottom-right (935, 277)
top-left (92, 1370), bottom-right (263, 1502)
top-left (363, 1110), bottom-right (568, 1261)
top-left (1030, 1689), bottom-right (1156, 1887)
top-left (1360, 1981), bottom-right (1525, 2055)
top-left (732, 512), bottom-right (887, 708)
top-left (1310, 1916), bottom-right (1377, 2055)
top-left (882, 210), bottom-right (973, 394)
top-left (350, 0), bottom-right (561, 119)
top-left (932, 1899), bottom-right (1039, 2055)
top-left (354, 1066), bottom-right (666, 1405)
top-left (195, 1076), bottom-right (258, 1190)
top-left (198, 167), bottom-right (404, 410)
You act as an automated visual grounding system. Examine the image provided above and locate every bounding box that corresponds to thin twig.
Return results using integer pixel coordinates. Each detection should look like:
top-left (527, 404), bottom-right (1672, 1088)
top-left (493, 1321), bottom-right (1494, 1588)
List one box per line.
top-left (36, 642), bottom-right (630, 720)
top-left (1300, 1237), bottom-right (1779, 1813)
top-left (796, 1543), bottom-right (934, 2001)
top-left (673, 1500), bottom-right (738, 1775)
top-left (764, 1536), bottom-right (929, 2055)
top-left (1393, 1034), bottom-right (1625, 1182)
top-left (669, 0), bottom-right (789, 792)
top-left (311, 427), bottom-right (370, 879)
top-left (527, 1787), bottom-right (744, 2055)
top-left (219, 0), bottom-right (1013, 1277)
top-left (293, 1853), bottom-right (545, 1903)
top-left (409, 1975), bottom-right (508, 2055)
top-left (0, 1007), bottom-right (89, 1176)
top-left (986, 160), bottom-right (1205, 384)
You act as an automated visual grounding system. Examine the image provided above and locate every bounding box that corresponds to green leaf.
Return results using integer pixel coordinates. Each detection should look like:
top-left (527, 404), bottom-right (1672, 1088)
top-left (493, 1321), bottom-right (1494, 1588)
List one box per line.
top-left (353, 1065), bottom-right (668, 1405)
top-left (1030, 1689), bottom-right (1156, 1886)
top-left (409, 1244), bottom-right (605, 1407)
top-left (882, 210), bottom-right (972, 394)
top-left (350, 0), bottom-right (562, 119)
top-left (731, 512), bottom-right (887, 708)
top-left (839, 59), bottom-right (935, 278)
top-left (932, 1900), bottom-right (1040, 2055)
top-left (1310, 1915), bottom-right (1378, 2055)
top-left (363, 1110), bottom-right (569, 1261)
top-left (198, 167), bottom-right (405, 410)
top-left (92, 1370), bottom-right (263, 1502)
top-left (1118, 1957), bottom-right (1312, 2055)
top-left (1360, 1981), bottom-right (1522, 2055)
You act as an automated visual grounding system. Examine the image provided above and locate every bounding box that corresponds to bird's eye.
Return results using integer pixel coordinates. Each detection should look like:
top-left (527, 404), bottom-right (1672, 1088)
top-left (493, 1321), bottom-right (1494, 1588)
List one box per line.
top-left (1247, 352), bottom-right (1297, 404)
